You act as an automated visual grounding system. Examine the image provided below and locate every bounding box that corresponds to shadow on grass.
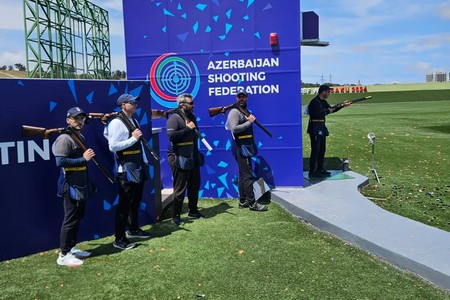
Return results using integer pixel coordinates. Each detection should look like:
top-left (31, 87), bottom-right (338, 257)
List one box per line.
top-left (423, 124), bottom-right (450, 134)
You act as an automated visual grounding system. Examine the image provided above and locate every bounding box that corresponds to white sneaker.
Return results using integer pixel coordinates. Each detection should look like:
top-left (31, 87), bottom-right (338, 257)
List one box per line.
top-left (57, 253), bottom-right (84, 267)
top-left (70, 246), bottom-right (91, 259)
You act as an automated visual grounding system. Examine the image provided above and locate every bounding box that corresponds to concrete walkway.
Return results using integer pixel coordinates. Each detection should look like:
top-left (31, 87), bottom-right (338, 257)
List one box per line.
top-left (270, 171), bottom-right (450, 291)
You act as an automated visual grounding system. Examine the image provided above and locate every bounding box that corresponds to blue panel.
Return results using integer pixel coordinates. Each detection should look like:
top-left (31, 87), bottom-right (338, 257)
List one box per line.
top-left (0, 78), bottom-right (155, 261)
top-left (123, 0), bottom-right (303, 197)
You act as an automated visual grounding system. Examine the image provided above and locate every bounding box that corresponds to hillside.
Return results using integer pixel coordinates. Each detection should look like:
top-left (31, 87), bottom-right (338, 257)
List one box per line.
top-left (0, 70), bottom-right (27, 78)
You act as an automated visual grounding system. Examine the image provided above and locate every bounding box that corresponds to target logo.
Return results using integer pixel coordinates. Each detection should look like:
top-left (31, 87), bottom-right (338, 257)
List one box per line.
top-left (149, 53), bottom-right (201, 108)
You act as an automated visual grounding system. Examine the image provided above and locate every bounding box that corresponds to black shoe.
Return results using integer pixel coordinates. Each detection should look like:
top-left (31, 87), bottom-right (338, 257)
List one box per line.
top-left (238, 201), bottom-right (249, 209)
top-left (113, 238), bottom-right (136, 250)
top-left (317, 169), bottom-right (331, 176)
top-left (308, 171), bottom-right (324, 178)
top-left (188, 211), bottom-right (206, 219)
top-left (172, 215), bottom-right (185, 226)
top-left (249, 202), bottom-right (268, 212)
top-left (126, 228), bottom-right (151, 239)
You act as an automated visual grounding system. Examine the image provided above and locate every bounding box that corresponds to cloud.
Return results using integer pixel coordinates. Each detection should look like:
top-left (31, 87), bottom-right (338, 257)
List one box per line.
top-left (0, 1), bottom-right (24, 30)
top-left (0, 51), bottom-right (25, 67)
top-left (439, 4), bottom-right (450, 19)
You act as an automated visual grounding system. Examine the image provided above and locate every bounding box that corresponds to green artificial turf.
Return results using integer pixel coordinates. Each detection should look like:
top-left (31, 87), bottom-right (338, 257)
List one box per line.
top-left (1, 199), bottom-right (449, 299)
top-left (302, 89), bottom-right (450, 232)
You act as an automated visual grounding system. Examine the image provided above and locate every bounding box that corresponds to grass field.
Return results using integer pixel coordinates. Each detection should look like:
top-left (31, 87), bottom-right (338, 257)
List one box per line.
top-left (1, 84), bottom-right (450, 299)
top-left (302, 89), bottom-right (450, 232)
top-left (1, 199), bottom-right (449, 299)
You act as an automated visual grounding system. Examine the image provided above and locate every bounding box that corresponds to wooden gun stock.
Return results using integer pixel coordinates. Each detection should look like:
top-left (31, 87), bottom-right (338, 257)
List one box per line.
top-left (208, 104), bottom-right (236, 117)
top-left (89, 110), bottom-right (174, 122)
top-left (152, 109), bottom-right (176, 119)
top-left (22, 125), bottom-right (65, 139)
top-left (21, 125), bottom-right (115, 183)
top-left (88, 112), bottom-right (118, 124)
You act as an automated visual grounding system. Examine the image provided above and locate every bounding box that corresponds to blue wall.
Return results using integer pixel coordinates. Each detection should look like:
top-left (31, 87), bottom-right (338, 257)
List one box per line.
top-left (123, 0), bottom-right (303, 197)
top-left (0, 78), bottom-right (156, 261)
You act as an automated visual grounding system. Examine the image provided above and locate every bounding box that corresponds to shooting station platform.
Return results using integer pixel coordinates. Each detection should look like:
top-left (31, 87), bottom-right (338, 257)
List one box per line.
top-left (271, 171), bottom-right (450, 291)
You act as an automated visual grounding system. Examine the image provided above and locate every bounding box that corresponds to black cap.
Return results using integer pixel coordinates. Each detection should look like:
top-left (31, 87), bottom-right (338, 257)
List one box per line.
top-left (318, 85), bottom-right (331, 94)
top-left (237, 89), bottom-right (248, 96)
top-left (66, 107), bottom-right (86, 118)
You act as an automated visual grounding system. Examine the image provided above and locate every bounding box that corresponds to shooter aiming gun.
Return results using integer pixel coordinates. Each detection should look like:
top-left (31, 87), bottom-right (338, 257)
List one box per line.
top-left (88, 112), bottom-right (159, 161)
top-left (304, 95), bottom-right (372, 115)
top-left (208, 103), bottom-right (273, 137)
top-left (335, 96), bottom-right (372, 108)
top-left (21, 125), bottom-right (115, 183)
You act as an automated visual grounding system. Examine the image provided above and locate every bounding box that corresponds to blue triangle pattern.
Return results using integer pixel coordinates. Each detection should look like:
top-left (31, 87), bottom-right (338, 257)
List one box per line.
top-left (86, 91), bottom-right (94, 104)
top-left (50, 101), bottom-right (58, 112)
top-left (103, 199), bottom-right (111, 211)
top-left (67, 80), bottom-right (77, 103)
top-left (108, 84), bottom-right (118, 96)
top-left (218, 173), bottom-right (229, 189)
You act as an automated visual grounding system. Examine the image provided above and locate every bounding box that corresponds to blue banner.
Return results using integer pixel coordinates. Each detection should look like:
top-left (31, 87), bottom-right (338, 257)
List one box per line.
top-left (123, 0), bottom-right (303, 197)
top-left (0, 78), bottom-right (156, 261)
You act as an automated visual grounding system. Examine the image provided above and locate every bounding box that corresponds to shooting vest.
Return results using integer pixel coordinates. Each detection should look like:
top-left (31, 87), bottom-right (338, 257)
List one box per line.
top-left (115, 114), bottom-right (145, 168)
top-left (62, 133), bottom-right (88, 186)
top-left (170, 112), bottom-right (196, 158)
top-left (57, 132), bottom-right (92, 201)
top-left (307, 97), bottom-right (330, 137)
top-left (231, 108), bottom-right (257, 157)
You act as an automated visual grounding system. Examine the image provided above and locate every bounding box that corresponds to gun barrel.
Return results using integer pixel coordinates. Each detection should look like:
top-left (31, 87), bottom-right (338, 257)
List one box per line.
top-left (350, 96), bottom-right (372, 103)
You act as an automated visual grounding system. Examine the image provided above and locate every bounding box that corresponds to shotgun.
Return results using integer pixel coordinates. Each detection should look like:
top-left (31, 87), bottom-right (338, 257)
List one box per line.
top-left (174, 109), bottom-right (213, 151)
top-left (87, 112), bottom-right (160, 161)
top-left (114, 112), bottom-right (160, 161)
top-left (88, 109), bottom-right (175, 124)
top-left (21, 125), bottom-right (115, 184)
top-left (335, 96), bottom-right (372, 108)
top-left (208, 103), bottom-right (273, 138)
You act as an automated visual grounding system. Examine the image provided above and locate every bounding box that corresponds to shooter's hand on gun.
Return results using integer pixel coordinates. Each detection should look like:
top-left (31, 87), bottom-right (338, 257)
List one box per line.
top-left (132, 128), bottom-right (143, 140)
top-left (332, 100), bottom-right (352, 111)
top-left (246, 114), bottom-right (256, 123)
top-left (186, 120), bottom-right (196, 129)
top-left (83, 148), bottom-right (95, 161)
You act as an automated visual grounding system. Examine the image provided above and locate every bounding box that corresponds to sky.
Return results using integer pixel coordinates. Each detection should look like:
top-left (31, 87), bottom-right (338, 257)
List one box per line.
top-left (1, 0), bottom-right (449, 85)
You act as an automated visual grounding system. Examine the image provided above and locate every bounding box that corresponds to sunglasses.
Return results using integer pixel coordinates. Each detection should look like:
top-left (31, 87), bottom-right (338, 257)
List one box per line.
top-left (125, 101), bottom-right (138, 106)
top-left (70, 115), bottom-right (86, 122)
top-left (183, 101), bottom-right (194, 105)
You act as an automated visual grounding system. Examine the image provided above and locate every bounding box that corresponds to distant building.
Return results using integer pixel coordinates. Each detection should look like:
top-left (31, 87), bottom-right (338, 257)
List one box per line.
top-left (426, 72), bottom-right (448, 82)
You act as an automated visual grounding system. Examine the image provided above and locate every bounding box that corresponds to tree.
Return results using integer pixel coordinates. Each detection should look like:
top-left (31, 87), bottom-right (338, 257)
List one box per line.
top-left (111, 70), bottom-right (126, 80)
top-left (0, 65), bottom-right (6, 70)
top-left (14, 63), bottom-right (26, 71)
top-left (8, 65), bottom-right (13, 71)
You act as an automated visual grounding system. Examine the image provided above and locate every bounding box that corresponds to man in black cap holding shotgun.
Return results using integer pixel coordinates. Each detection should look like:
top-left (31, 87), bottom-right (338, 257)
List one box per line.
top-left (307, 85), bottom-right (351, 178)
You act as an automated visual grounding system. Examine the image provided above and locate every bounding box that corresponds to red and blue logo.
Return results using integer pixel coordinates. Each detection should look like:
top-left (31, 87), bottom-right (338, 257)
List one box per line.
top-left (149, 53), bottom-right (200, 108)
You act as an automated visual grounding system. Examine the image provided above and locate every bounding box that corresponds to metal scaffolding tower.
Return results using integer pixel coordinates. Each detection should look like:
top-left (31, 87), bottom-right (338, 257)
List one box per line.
top-left (23, 0), bottom-right (111, 79)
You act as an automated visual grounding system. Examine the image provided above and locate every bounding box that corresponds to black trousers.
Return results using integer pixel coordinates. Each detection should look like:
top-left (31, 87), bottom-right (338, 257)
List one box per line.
top-left (309, 134), bottom-right (327, 171)
top-left (168, 154), bottom-right (201, 217)
top-left (115, 174), bottom-right (144, 240)
top-left (60, 195), bottom-right (86, 254)
top-left (234, 149), bottom-right (255, 203)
